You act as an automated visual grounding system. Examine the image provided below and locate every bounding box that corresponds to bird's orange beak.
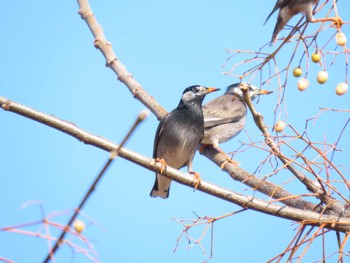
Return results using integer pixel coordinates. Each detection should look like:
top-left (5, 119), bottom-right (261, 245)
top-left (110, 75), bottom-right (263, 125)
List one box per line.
top-left (206, 87), bottom-right (220, 93)
top-left (259, 89), bottom-right (273, 95)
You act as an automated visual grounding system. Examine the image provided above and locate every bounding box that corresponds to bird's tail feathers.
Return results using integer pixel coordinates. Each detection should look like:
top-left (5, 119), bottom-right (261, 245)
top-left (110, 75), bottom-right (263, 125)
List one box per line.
top-left (264, 13), bottom-right (274, 25)
top-left (150, 174), bottom-right (171, 199)
top-left (150, 189), bottom-right (169, 199)
top-left (271, 16), bottom-right (284, 43)
top-left (264, 6), bottom-right (278, 25)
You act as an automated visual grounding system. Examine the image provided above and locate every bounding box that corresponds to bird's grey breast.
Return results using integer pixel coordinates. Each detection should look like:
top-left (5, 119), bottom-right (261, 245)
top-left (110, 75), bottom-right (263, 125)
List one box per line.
top-left (155, 107), bottom-right (203, 169)
top-left (284, 0), bottom-right (315, 16)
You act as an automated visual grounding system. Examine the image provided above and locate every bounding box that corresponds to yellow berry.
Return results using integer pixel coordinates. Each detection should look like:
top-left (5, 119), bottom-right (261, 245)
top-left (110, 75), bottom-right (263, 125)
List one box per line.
top-left (336, 82), bottom-right (348, 96)
top-left (336, 32), bottom-right (347, 47)
top-left (311, 52), bottom-right (321, 63)
top-left (297, 78), bottom-right (309, 91)
top-left (73, 220), bottom-right (85, 233)
top-left (274, 121), bottom-right (286, 133)
top-left (293, 67), bottom-right (303, 77)
top-left (317, 70), bottom-right (328, 84)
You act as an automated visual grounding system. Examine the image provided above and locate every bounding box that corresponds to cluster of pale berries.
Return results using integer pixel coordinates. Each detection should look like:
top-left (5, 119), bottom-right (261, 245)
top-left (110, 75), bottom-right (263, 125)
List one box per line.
top-left (273, 33), bottom-right (347, 134)
top-left (292, 32), bottom-right (348, 96)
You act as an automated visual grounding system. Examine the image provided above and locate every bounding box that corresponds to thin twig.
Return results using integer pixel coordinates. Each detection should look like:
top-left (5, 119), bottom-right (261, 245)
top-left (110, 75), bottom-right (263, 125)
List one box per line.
top-left (43, 110), bottom-right (149, 262)
top-left (241, 85), bottom-right (346, 215)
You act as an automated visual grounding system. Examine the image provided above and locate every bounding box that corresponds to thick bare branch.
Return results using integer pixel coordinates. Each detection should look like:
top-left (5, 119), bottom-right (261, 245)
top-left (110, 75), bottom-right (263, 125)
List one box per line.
top-left (1, 96), bottom-right (350, 232)
top-left (76, 0), bottom-right (167, 119)
top-left (201, 146), bottom-right (320, 212)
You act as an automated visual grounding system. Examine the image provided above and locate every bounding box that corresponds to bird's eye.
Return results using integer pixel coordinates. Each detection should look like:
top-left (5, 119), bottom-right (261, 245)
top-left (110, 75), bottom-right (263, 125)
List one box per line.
top-left (249, 86), bottom-right (258, 93)
top-left (192, 86), bottom-right (202, 94)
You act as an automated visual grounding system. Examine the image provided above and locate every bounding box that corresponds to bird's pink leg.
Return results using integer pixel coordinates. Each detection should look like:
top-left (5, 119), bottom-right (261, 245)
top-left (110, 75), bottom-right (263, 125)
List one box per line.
top-left (212, 145), bottom-right (240, 168)
top-left (311, 16), bottom-right (343, 28)
top-left (151, 158), bottom-right (167, 174)
top-left (189, 171), bottom-right (201, 190)
top-left (199, 144), bottom-right (240, 168)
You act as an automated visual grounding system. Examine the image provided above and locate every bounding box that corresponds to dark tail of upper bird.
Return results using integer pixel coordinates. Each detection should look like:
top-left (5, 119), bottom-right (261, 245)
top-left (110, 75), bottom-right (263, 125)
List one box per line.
top-left (271, 16), bottom-right (282, 43)
top-left (264, 4), bottom-right (279, 26)
top-left (264, 11), bottom-right (275, 25)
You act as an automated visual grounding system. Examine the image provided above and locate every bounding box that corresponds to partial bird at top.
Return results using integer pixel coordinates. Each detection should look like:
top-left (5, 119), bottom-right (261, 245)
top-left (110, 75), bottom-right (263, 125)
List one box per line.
top-left (201, 83), bottom-right (272, 167)
top-left (150, 85), bottom-right (219, 199)
top-left (265, 0), bottom-right (343, 44)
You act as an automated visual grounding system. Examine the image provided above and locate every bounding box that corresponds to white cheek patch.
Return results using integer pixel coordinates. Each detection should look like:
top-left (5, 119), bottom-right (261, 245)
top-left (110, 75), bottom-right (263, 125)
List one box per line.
top-left (233, 87), bottom-right (243, 97)
top-left (248, 85), bottom-right (260, 100)
top-left (182, 91), bottom-right (195, 102)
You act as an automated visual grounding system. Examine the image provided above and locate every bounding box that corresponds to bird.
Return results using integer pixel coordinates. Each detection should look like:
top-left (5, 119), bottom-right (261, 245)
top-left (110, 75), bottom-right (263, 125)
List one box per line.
top-left (150, 85), bottom-right (219, 199)
top-left (264, 0), bottom-right (343, 44)
top-left (201, 83), bottom-right (272, 166)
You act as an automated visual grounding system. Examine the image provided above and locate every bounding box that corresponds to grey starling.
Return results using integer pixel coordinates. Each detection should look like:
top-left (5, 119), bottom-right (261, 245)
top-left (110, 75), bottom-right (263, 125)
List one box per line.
top-left (265, 0), bottom-right (342, 44)
top-left (201, 83), bottom-right (272, 165)
top-left (150, 85), bottom-right (219, 199)
top-left (265, 0), bottom-right (318, 43)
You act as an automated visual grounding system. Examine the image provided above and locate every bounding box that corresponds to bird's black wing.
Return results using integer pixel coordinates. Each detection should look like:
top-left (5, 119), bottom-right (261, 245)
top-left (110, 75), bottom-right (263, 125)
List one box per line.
top-left (203, 96), bottom-right (246, 128)
top-left (264, 0), bottom-right (291, 24)
top-left (153, 114), bottom-right (169, 158)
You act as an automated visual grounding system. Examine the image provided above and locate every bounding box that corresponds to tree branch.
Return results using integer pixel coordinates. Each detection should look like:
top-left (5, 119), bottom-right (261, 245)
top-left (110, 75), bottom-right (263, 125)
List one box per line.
top-left (200, 146), bottom-right (320, 212)
top-left (77, 0), bottom-right (167, 119)
top-left (43, 110), bottom-right (148, 263)
top-left (1, 96), bottom-right (350, 232)
top-left (241, 85), bottom-right (346, 215)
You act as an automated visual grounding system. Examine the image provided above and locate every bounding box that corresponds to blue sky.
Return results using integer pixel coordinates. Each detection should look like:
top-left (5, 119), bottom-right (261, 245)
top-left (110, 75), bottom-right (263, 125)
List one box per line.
top-left (1, 1), bottom-right (349, 262)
